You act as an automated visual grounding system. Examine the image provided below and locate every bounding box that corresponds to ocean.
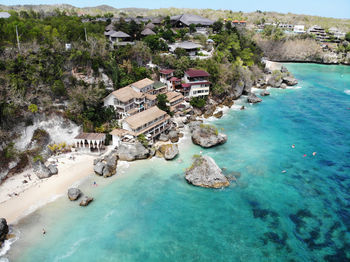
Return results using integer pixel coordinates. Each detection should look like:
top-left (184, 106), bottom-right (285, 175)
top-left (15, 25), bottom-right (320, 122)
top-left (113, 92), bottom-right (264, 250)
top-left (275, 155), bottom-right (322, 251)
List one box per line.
top-left (4, 63), bottom-right (350, 262)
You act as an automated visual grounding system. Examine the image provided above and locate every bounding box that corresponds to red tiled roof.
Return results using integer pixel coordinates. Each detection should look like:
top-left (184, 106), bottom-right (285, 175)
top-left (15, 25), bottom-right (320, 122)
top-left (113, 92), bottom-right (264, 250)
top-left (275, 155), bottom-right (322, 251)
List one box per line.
top-left (182, 83), bottom-right (191, 88)
top-left (185, 69), bottom-right (210, 78)
top-left (159, 69), bottom-right (174, 74)
top-left (240, 20), bottom-right (247, 23)
top-left (169, 77), bottom-right (180, 82)
top-left (233, 20), bottom-right (239, 23)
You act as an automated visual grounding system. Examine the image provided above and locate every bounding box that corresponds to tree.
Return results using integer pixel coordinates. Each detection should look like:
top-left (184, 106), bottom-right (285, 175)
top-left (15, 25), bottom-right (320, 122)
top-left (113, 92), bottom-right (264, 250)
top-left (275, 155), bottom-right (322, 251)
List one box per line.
top-left (156, 94), bottom-right (171, 115)
top-left (190, 97), bottom-right (206, 108)
top-left (345, 32), bottom-right (350, 41)
top-left (213, 21), bottom-right (223, 33)
top-left (189, 24), bottom-right (196, 34)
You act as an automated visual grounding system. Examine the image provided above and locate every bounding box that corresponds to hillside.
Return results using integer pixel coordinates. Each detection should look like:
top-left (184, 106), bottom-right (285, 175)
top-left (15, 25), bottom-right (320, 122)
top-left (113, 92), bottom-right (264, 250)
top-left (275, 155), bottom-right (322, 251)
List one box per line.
top-left (1, 5), bottom-right (350, 32)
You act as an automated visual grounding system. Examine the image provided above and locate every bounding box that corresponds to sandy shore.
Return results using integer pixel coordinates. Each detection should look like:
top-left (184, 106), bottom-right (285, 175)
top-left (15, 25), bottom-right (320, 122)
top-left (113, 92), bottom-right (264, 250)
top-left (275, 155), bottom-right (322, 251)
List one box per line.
top-left (0, 153), bottom-right (97, 224)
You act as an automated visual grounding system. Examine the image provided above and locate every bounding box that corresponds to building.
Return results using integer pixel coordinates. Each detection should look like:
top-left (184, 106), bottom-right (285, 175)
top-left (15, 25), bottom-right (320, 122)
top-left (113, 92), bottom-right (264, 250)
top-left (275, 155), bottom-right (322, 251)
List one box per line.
top-left (169, 41), bottom-right (202, 56)
top-left (328, 27), bottom-right (346, 40)
top-left (170, 14), bottom-right (214, 28)
top-left (159, 69), bottom-right (175, 89)
top-left (182, 69), bottom-right (210, 98)
top-left (293, 25), bottom-right (305, 34)
top-left (232, 20), bottom-right (247, 27)
top-left (307, 25), bottom-right (329, 42)
top-left (0, 12), bottom-right (11, 19)
top-left (166, 92), bottom-right (185, 112)
top-left (105, 30), bottom-right (134, 45)
top-left (74, 133), bottom-right (106, 151)
top-left (103, 85), bottom-right (156, 119)
top-left (130, 78), bottom-right (155, 94)
top-left (152, 81), bottom-right (167, 95)
top-left (122, 106), bottom-right (171, 139)
top-left (141, 28), bottom-right (156, 36)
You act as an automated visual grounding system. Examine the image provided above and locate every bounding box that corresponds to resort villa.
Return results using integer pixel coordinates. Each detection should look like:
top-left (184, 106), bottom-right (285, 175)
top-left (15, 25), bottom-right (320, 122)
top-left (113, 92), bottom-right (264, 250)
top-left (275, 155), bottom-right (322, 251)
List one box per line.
top-left (170, 14), bottom-right (214, 28)
top-left (168, 41), bottom-right (203, 56)
top-left (159, 69), bottom-right (175, 90)
top-left (307, 25), bottom-right (329, 42)
top-left (182, 69), bottom-right (210, 98)
top-left (104, 29), bottom-right (134, 45)
top-left (103, 78), bottom-right (158, 119)
top-left (110, 106), bottom-right (171, 146)
top-left (293, 25), bottom-right (305, 34)
top-left (166, 92), bottom-right (185, 112)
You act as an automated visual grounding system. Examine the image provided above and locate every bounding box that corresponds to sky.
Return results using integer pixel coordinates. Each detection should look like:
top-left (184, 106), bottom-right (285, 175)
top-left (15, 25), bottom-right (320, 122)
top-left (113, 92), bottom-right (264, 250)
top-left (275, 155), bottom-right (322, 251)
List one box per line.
top-left (2, 0), bottom-right (350, 19)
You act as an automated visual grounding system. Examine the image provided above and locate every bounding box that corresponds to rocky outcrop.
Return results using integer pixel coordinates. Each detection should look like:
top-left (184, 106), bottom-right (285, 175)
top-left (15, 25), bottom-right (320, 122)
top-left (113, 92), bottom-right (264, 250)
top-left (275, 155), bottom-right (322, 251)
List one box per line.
top-left (267, 71), bottom-right (283, 88)
top-left (68, 188), bottom-right (82, 201)
top-left (185, 155), bottom-right (229, 188)
top-left (247, 93), bottom-right (262, 103)
top-left (79, 196), bottom-right (93, 206)
top-left (158, 133), bottom-right (169, 142)
top-left (260, 90), bottom-right (270, 96)
top-left (232, 80), bottom-right (245, 99)
top-left (168, 130), bottom-right (179, 143)
top-left (213, 111), bottom-right (223, 119)
top-left (93, 151), bottom-right (118, 177)
top-left (117, 142), bottom-right (149, 161)
top-left (0, 218), bottom-right (9, 245)
top-left (158, 144), bottom-right (179, 160)
top-left (283, 76), bottom-right (298, 86)
top-left (191, 124), bottom-right (227, 148)
top-left (33, 161), bottom-right (58, 179)
top-left (203, 105), bottom-right (216, 118)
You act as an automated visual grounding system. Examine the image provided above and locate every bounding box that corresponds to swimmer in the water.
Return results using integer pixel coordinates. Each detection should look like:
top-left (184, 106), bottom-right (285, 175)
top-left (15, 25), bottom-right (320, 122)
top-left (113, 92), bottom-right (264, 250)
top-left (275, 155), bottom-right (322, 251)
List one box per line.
top-left (312, 152), bottom-right (317, 156)
top-left (292, 144), bottom-right (295, 149)
top-left (282, 170), bottom-right (287, 173)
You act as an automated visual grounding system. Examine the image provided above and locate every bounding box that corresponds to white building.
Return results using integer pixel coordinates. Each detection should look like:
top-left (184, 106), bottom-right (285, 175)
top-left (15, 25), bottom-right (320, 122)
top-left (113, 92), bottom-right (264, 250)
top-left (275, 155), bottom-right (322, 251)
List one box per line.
top-left (293, 25), bottom-right (305, 34)
top-left (182, 69), bottom-right (210, 98)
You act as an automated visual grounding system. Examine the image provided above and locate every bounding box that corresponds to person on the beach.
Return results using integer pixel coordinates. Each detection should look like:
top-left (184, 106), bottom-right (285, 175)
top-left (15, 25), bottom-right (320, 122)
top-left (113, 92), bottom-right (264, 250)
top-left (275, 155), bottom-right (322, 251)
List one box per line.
top-left (93, 181), bottom-right (97, 186)
top-left (42, 228), bottom-right (46, 235)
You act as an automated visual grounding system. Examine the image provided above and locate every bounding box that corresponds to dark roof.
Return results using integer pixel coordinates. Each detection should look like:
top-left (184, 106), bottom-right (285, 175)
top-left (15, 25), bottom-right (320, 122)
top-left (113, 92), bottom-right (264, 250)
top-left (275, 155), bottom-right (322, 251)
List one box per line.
top-left (105, 24), bottom-right (114, 31)
top-left (159, 69), bottom-right (174, 74)
top-left (170, 14), bottom-right (214, 26)
top-left (185, 69), bottom-right (210, 78)
top-left (141, 28), bottom-right (156, 36)
top-left (74, 133), bottom-right (106, 140)
top-left (145, 22), bottom-right (155, 29)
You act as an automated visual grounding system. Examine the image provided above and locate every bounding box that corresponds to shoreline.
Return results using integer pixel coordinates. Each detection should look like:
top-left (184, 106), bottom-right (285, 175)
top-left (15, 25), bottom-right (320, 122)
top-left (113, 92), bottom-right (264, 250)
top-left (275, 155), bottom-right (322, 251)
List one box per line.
top-left (0, 153), bottom-right (97, 225)
top-left (268, 59), bottom-right (350, 66)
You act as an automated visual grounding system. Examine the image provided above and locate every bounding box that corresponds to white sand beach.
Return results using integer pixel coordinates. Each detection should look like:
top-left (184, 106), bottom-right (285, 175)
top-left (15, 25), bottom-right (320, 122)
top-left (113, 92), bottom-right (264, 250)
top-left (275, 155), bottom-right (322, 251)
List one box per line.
top-left (0, 153), bottom-right (96, 224)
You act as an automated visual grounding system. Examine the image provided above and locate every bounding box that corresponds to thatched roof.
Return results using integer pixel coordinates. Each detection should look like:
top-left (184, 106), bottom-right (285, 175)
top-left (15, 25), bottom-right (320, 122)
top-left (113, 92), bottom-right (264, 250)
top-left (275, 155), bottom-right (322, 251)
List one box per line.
top-left (110, 31), bottom-right (131, 38)
top-left (170, 14), bottom-right (214, 26)
top-left (141, 28), bottom-right (156, 36)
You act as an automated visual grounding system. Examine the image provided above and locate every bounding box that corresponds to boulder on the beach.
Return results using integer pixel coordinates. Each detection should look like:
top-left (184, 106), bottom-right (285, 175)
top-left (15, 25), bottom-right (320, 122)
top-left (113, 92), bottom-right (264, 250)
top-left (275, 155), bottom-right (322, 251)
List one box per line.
top-left (79, 196), bottom-right (93, 206)
top-left (158, 133), bottom-right (169, 142)
top-left (68, 188), bottom-right (82, 201)
top-left (117, 142), bottom-right (149, 161)
top-left (185, 155), bottom-right (229, 188)
top-left (48, 164), bottom-right (58, 175)
top-left (191, 124), bottom-right (227, 148)
top-left (158, 144), bottom-right (179, 160)
top-left (168, 130), bottom-right (179, 143)
top-left (260, 90), bottom-right (270, 96)
top-left (93, 151), bottom-right (118, 177)
top-left (280, 83), bottom-right (287, 89)
top-left (33, 161), bottom-right (57, 179)
top-left (213, 111), bottom-right (223, 119)
top-left (247, 93), bottom-right (262, 103)
top-left (283, 76), bottom-right (298, 86)
top-left (0, 218), bottom-right (9, 245)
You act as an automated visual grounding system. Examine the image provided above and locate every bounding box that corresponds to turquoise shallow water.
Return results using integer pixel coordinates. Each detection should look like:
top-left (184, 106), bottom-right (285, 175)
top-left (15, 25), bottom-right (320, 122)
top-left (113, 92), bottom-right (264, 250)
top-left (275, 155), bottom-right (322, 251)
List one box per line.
top-left (7, 63), bottom-right (350, 261)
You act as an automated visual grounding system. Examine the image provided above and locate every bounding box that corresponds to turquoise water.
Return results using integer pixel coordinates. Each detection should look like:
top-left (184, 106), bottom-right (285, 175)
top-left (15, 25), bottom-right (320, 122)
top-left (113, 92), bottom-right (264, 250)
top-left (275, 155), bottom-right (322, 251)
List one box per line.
top-left (8, 64), bottom-right (350, 261)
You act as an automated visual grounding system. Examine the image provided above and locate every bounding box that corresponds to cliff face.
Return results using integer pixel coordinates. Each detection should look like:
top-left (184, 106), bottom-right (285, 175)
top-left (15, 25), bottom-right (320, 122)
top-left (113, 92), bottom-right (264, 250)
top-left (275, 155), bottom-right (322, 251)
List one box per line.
top-left (256, 38), bottom-right (349, 65)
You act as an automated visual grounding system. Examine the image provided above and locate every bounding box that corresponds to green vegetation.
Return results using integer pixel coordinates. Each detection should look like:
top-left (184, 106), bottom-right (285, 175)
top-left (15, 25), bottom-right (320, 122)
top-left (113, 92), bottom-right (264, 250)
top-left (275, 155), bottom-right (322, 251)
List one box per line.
top-left (137, 134), bottom-right (149, 147)
top-left (28, 104), bottom-right (38, 113)
top-left (345, 32), bottom-right (350, 42)
top-left (190, 97), bottom-right (206, 108)
top-left (156, 94), bottom-right (172, 115)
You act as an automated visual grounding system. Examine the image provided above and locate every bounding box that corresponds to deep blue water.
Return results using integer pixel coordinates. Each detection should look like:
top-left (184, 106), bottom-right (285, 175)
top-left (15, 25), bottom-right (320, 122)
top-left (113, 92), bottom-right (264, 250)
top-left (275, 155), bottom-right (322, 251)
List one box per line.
top-left (7, 63), bottom-right (350, 262)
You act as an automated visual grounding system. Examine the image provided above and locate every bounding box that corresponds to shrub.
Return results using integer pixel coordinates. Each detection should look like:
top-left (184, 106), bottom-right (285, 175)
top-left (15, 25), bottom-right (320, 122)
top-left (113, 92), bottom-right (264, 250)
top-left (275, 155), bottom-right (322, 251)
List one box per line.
top-left (28, 103), bottom-right (38, 113)
top-left (190, 97), bottom-right (207, 108)
top-left (137, 134), bottom-right (149, 147)
top-left (200, 124), bottom-right (218, 135)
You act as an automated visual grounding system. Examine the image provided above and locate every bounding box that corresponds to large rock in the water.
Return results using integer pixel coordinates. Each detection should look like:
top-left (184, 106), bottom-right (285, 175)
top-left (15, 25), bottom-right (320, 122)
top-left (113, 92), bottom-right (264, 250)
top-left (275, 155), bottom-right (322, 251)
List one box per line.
top-left (79, 196), bottom-right (93, 206)
top-left (260, 90), bottom-right (270, 96)
top-left (191, 124), bottom-right (227, 148)
top-left (0, 218), bottom-right (9, 245)
top-left (283, 76), bottom-right (298, 86)
top-left (267, 71), bottom-right (283, 88)
top-left (93, 151), bottom-right (118, 177)
top-left (247, 93), bottom-right (262, 103)
top-left (159, 144), bottom-right (179, 160)
top-left (168, 131), bottom-right (179, 143)
top-left (48, 164), bottom-right (58, 175)
top-left (68, 188), bottom-right (82, 201)
top-left (213, 111), bottom-right (223, 119)
top-left (33, 161), bottom-right (57, 179)
top-left (117, 142), bottom-right (149, 161)
top-left (185, 155), bottom-right (229, 188)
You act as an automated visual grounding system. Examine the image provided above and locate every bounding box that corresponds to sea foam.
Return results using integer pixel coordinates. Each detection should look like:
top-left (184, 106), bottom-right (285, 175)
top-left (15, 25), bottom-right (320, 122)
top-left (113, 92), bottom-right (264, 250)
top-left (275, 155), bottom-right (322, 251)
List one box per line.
top-left (344, 89), bottom-right (350, 95)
